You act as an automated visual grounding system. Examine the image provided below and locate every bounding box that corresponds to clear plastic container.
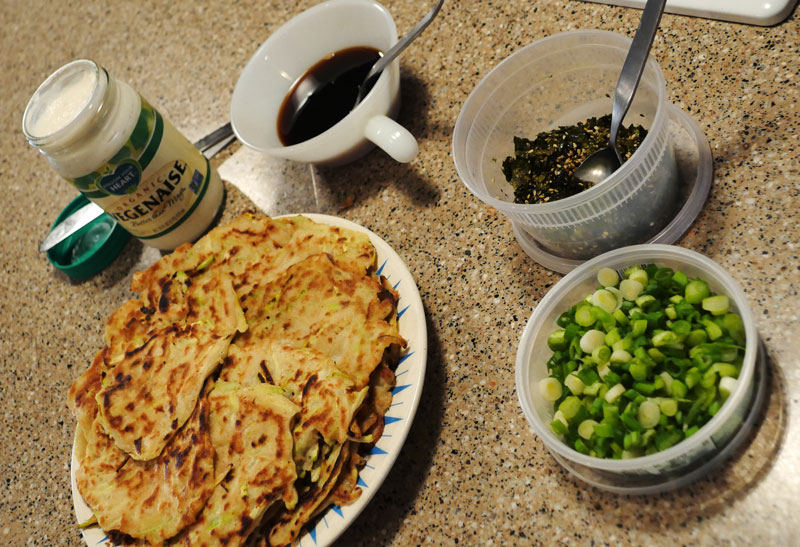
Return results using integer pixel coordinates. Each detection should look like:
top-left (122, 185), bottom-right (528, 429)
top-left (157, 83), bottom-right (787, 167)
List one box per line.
top-left (512, 103), bottom-right (713, 273)
top-left (453, 31), bottom-right (680, 260)
top-left (515, 245), bottom-right (764, 494)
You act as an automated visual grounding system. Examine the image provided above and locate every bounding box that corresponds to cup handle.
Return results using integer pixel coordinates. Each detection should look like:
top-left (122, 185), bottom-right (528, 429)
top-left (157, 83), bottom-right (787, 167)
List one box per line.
top-left (364, 115), bottom-right (418, 163)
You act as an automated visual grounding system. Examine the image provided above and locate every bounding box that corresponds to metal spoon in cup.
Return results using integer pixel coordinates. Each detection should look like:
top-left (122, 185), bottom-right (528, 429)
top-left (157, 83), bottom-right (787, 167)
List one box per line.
top-left (574, 0), bottom-right (667, 185)
top-left (353, 0), bottom-right (444, 107)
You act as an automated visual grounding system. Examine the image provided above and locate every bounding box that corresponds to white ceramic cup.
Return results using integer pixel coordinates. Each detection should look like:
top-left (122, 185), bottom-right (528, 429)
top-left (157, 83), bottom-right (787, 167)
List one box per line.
top-left (230, 0), bottom-right (418, 165)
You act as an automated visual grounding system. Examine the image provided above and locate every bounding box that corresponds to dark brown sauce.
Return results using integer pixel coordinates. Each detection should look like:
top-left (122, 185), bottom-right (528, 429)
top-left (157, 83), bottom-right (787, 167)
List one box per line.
top-left (277, 46), bottom-right (382, 146)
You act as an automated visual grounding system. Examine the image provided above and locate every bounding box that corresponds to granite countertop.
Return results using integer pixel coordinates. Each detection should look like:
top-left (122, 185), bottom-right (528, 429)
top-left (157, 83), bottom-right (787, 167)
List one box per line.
top-left (1, 1), bottom-right (798, 545)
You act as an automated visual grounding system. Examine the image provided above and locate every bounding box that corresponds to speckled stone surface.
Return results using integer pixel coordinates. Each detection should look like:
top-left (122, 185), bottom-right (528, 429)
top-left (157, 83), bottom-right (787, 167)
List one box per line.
top-left (1, 1), bottom-right (798, 545)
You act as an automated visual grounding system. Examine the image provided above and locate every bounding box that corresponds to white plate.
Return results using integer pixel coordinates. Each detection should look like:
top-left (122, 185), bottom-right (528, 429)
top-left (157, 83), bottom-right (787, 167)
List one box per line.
top-left (70, 213), bottom-right (428, 547)
top-left (580, 0), bottom-right (798, 26)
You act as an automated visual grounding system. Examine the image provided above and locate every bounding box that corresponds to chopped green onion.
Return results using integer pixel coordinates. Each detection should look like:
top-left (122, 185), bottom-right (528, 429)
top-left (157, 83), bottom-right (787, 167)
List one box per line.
top-left (619, 279), bottom-right (644, 301)
top-left (575, 304), bottom-right (596, 327)
top-left (612, 334), bottom-right (634, 352)
top-left (627, 306), bottom-right (643, 318)
top-left (702, 295), bottom-right (730, 316)
top-left (620, 412), bottom-right (644, 431)
top-left (647, 347), bottom-right (666, 363)
top-left (686, 329), bottom-right (708, 347)
top-left (564, 373), bottom-right (585, 395)
top-left (610, 349), bottom-right (632, 364)
top-left (671, 379), bottom-right (688, 399)
top-left (719, 376), bottom-right (737, 400)
top-left (593, 422), bottom-right (615, 438)
top-left (606, 286), bottom-right (624, 309)
top-left (603, 370), bottom-right (622, 386)
top-left (577, 367), bottom-right (600, 386)
top-left (655, 429), bottom-right (682, 451)
top-left (197, 255), bottom-right (215, 270)
top-left (629, 362), bottom-right (648, 382)
top-left (540, 264), bottom-right (747, 460)
top-left (583, 381), bottom-right (602, 396)
top-left (659, 398), bottom-right (678, 417)
top-left (635, 294), bottom-right (657, 310)
top-left (550, 417), bottom-right (568, 436)
top-left (672, 270), bottom-right (689, 287)
top-left (612, 308), bottom-right (629, 325)
top-left (604, 328), bottom-right (622, 347)
top-left (604, 383), bottom-right (626, 403)
top-left (702, 318), bottom-right (723, 340)
top-left (671, 320), bottom-right (692, 338)
top-left (652, 331), bottom-right (680, 347)
top-left (538, 377), bottom-right (562, 401)
top-left (580, 330), bottom-right (606, 353)
top-left (685, 280), bottom-right (710, 304)
top-left (578, 419), bottom-right (598, 440)
top-left (597, 267), bottom-right (619, 287)
top-left (592, 345), bottom-right (611, 365)
top-left (659, 371), bottom-right (674, 393)
top-left (629, 319), bottom-right (647, 338)
top-left (574, 438), bottom-right (590, 454)
top-left (558, 396), bottom-right (583, 420)
top-left (628, 268), bottom-right (648, 286)
top-left (547, 329), bottom-right (567, 350)
top-left (711, 362), bottom-right (739, 378)
top-left (592, 289), bottom-right (618, 313)
top-left (685, 368), bottom-right (701, 389)
top-left (638, 400), bottom-right (661, 428)
top-left (722, 313), bottom-right (746, 345)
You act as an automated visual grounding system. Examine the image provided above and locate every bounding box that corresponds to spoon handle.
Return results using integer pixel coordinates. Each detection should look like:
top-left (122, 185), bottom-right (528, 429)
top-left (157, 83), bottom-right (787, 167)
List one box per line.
top-left (610, 0), bottom-right (667, 162)
top-left (354, 0), bottom-right (444, 106)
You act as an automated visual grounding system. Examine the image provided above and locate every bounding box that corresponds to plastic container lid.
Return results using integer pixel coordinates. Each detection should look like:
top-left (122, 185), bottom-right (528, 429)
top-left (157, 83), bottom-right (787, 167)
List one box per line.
top-left (513, 103), bottom-right (713, 273)
top-left (46, 194), bottom-right (130, 278)
top-left (515, 244), bottom-right (762, 494)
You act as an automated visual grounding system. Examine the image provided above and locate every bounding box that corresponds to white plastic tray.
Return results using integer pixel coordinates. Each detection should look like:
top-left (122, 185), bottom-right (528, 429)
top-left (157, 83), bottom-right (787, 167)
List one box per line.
top-left (580, 0), bottom-right (798, 26)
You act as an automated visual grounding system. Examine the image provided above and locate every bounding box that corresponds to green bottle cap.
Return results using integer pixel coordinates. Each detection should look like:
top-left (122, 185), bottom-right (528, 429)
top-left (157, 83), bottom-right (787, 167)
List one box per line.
top-left (46, 194), bottom-right (130, 278)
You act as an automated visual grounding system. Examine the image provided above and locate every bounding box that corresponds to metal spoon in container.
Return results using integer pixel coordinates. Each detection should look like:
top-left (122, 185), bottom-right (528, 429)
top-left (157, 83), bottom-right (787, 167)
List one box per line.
top-left (353, 0), bottom-right (444, 107)
top-left (574, 0), bottom-right (667, 185)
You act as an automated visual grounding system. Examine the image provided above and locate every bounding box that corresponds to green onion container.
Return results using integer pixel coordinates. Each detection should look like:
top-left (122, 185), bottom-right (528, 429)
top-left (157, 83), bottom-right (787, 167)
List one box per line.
top-left (515, 244), bottom-right (766, 494)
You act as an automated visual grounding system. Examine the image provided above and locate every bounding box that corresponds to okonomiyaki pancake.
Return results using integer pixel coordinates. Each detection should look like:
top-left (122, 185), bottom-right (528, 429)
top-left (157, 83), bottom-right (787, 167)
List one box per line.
top-left (260, 442), bottom-right (348, 547)
top-left (75, 398), bottom-right (215, 545)
top-left (96, 323), bottom-right (230, 461)
top-left (349, 362), bottom-right (397, 456)
top-left (175, 382), bottom-right (299, 546)
top-left (107, 266), bottom-right (247, 358)
top-left (68, 347), bottom-right (107, 436)
top-left (232, 215), bottom-right (377, 316)
top-left (234, 253), bottom-right (406, 388)
top-left (326, 441), bottom-right (364, 508)
top-left (263, 344), bottom-right (367, 446)
top-left (130, 213), bottom-right (284, 304)
top-left (222, 342), bottom-right (368, 477)
top-left (96, 273), bottom-right (245, 461)
top-left (130, 213), bottom-right (376, 309)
